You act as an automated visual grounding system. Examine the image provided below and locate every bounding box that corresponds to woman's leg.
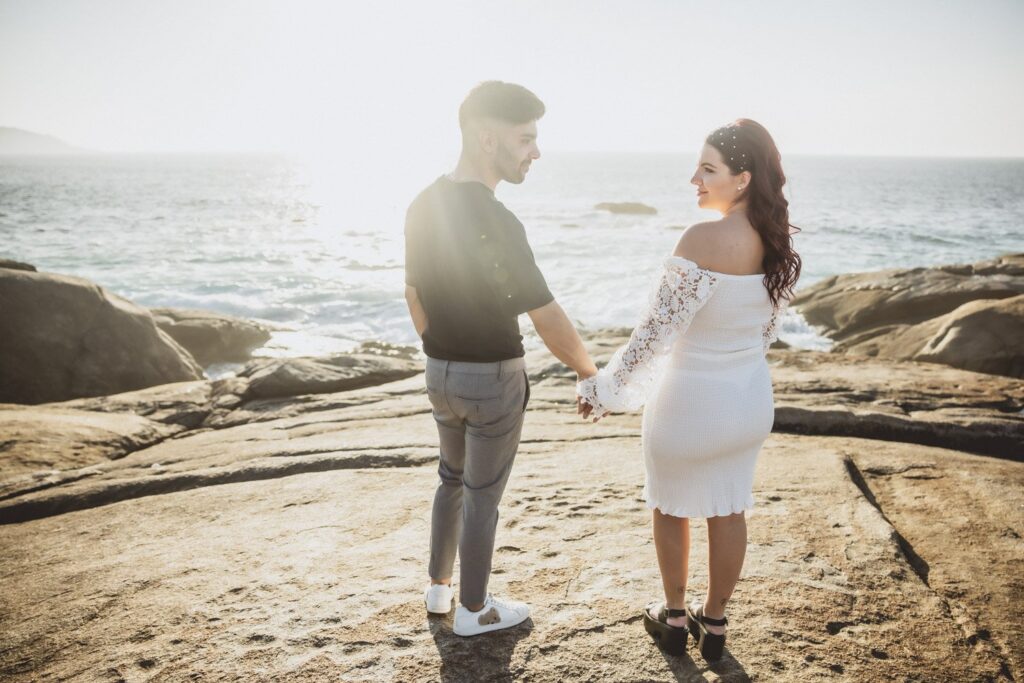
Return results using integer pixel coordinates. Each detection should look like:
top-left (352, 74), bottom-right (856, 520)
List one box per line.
top-left (704, 511), bottom-right (747, 634)
top-left (651, 509), bottom-right (690, 627)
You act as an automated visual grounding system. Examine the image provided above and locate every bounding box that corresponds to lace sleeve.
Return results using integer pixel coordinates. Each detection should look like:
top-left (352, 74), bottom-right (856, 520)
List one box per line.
top-left (576, 257), bottom-right (719, 415)
top-left (762, 298), bottom-right (788, 354)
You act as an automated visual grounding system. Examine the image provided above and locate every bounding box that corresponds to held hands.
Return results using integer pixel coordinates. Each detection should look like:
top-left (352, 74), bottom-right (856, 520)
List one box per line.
top-left (575, 369), bottom-right (608, 423)
top-left (577, 396), bottom-right (604, 423)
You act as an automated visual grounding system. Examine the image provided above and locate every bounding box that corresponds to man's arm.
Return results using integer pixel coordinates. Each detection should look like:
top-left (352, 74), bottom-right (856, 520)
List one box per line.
top-left (527, 300), bottom-right (597, 378)
top-left (405, 285), bottom-right (428, 337)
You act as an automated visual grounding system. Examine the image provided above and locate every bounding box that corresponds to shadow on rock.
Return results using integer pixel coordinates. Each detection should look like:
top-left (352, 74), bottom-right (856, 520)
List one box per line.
top-left (427, 614), bottom-right (533, 682)
top-left (654, 645), bottom-right (750, 682)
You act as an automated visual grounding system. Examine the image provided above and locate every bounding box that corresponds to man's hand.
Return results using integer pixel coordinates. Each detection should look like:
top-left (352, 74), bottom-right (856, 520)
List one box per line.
top-left (404, 286), bottom-right (429, 337)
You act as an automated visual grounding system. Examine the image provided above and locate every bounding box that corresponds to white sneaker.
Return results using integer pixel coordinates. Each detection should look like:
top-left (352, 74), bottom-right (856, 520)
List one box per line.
top-left (452, 594), bottom-right (530, 637)
top-left (424, 583), bottom-right (455, 614)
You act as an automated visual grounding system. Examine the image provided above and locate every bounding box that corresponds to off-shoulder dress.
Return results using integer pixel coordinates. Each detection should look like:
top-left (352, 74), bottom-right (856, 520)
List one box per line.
top-left (577, 256), bottom-right (786, 518)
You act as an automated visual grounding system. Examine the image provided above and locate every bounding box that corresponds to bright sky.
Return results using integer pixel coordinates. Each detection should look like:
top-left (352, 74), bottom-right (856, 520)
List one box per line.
top-left (2, 0), bottom-right (1022, 159)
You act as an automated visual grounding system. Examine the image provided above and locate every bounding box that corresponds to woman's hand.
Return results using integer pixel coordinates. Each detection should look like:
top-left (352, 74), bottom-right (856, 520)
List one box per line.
top-left (576, 374), bottom-right (607, 422)
top-left (576, 395), bottom-right (607, 422)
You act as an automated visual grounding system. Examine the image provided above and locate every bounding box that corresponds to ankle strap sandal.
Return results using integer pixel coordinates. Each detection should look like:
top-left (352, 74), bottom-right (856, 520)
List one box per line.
top-left (642, 601), bottom-right (689, 656)
top-left (686, 604), bottom-right (728, 662)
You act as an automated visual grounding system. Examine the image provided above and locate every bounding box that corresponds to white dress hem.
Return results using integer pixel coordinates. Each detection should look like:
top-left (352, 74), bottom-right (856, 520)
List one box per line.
top-left (645, 495), bottom-right (755, 520)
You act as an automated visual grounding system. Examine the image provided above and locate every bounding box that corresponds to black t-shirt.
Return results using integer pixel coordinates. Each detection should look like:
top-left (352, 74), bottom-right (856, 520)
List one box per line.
top-left (404, 175), bottom-right (554, 362)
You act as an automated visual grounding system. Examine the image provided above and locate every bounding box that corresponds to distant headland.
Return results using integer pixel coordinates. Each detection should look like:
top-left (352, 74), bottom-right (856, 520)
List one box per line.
top-left (0, 127), bottom-right (86, 155)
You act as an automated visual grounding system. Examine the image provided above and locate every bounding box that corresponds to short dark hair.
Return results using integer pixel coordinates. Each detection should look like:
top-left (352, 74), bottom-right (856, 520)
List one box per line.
top-left (459, 81), bottom-right (545, 131)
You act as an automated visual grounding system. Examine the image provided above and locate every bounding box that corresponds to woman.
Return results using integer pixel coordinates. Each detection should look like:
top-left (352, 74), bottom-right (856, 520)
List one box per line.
top-left (576, 119), bottom-right (801, 661)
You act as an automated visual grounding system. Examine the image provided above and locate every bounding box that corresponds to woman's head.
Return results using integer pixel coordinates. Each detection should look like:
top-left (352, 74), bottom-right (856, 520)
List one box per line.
top-left (691, 131), bottom-right (749, 213)
top-left (692, 119), bottom-right (801, 307)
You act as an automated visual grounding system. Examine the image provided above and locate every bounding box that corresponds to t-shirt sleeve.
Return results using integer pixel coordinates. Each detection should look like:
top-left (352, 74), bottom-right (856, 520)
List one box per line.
top-left (503, 215), bottom-right (554, 315)
top-left (404, 202), bottom-right (422, 288)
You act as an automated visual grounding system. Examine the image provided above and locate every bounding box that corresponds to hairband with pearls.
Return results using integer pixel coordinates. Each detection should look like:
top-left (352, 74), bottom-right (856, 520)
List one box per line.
top-left (713, 128), bottom-right (748, 172)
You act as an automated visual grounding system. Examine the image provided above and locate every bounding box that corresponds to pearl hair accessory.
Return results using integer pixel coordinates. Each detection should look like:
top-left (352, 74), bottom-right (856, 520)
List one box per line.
top-left (714, 127), bottom-right (748, 172)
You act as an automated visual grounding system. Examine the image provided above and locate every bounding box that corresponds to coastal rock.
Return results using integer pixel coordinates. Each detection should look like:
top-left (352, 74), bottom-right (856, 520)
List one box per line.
top-left (235, 353), bottom-right (422, 401)
top-left (58, 379), bottom-right (216, 429)
top-left (0, 373), bottom-right (1019, 679)
top-left (851, 445), bottom-right (1024, 679)
top-left (2, 333), bottom-right (1017, 527)
top-left (769, 349), bottom-right (1023, 458)
top-left (353, 339), bottom-right (421, 360)
top-left (838, 294), bottom-right (1024, 378)
top-left (914, 295), bottom-right (1024, 377)
top-left (0, 268), bottom-right (203, 404)
top-left (150, 307), bottom-right (272, 366)
top-left (594, 201), bottom-right (658, 215)
top-left (0, 404), bottom-right (178, 486)
top-left (0, 258), bottom-right (36, 272)
top-left (0, 324), bottom-right (1020, 678)
top-left (791, 252), bottom-right (1024, 343)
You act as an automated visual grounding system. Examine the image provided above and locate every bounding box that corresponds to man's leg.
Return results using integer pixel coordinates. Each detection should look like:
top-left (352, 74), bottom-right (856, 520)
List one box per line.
top-left (427, 361), bottom-right (467, 585)
top-left (456, 370), bottom-right (528, 609)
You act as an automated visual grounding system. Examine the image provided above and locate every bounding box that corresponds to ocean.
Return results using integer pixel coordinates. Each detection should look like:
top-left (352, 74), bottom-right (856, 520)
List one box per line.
top-left (2, 152), bottom-right (1022, 371)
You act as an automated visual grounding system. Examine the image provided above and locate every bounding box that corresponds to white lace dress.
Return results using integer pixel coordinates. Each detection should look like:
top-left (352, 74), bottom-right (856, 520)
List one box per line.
top-left (577, 256), bottom-right (785, 518)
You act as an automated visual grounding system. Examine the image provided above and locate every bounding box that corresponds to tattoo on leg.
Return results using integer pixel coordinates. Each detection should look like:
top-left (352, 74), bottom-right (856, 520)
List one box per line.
top-left (720, 598), bottom-right (728, 606)
top-left (676, 587), bottom-right (686, 594)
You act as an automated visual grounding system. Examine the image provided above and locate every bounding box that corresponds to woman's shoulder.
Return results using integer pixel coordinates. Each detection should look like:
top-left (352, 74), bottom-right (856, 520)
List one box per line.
top-left (674, 221), bottom-right (721, 253)
top-left (673, 218), bottom-right (763, 276)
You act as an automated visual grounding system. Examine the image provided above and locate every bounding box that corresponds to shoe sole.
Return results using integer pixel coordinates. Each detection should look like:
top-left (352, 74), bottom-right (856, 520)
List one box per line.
top-left (642, 608), bottom-right (687, 656)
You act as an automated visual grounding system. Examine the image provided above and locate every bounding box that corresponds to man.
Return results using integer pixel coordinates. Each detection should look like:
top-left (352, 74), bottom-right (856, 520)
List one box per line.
top-left (404, 81), bottom-right (597, 636)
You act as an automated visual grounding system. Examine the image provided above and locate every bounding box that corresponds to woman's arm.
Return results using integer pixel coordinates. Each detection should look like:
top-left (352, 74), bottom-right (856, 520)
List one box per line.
top-left (577, 258), bottom-right (719, 417)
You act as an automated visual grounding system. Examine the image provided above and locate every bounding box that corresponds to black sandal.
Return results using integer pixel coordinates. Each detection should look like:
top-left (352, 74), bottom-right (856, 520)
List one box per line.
top-left (686, 604), bottom-right (728, 661)
top-left (642, 601), bottom-right (689, 655)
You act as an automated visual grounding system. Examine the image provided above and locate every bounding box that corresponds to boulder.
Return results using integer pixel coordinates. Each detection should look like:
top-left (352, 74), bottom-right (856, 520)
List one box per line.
top-left (594, 201), bottom-right (658, 215)
top-left (0, 268), bottom-right (202, 404)
top-left (236, 354), bottom-right (422, 400)
top-left (791, 253), bottom-right (1024, 343)
top-left (838, 294), bottom-right (1024, 378)
top-left (0, 258), bottom-right (36, 272)
top-left (150, 307), bottom-right (271, 366)
top-left (914, 295), bottom-right (1024, 377)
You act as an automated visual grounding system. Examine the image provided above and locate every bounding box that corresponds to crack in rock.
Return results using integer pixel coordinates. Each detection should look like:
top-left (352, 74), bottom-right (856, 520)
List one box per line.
top-left (843, 454), bottom-right (1019, 679)
top-left (843, 456), bottom-right (931, 585)
top-left (0, 452), bottom-right (434, 525)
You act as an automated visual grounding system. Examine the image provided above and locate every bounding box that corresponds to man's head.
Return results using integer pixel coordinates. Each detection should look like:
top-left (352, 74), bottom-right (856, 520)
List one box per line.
top-left (459, 81), bottom-right (545, 184)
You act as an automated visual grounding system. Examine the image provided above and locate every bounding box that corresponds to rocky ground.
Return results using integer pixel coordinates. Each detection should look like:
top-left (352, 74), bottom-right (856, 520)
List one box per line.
top-left (1, 337), bottom-right (1021, 682)
top-left (2, 253), bottom-right (1022, 681)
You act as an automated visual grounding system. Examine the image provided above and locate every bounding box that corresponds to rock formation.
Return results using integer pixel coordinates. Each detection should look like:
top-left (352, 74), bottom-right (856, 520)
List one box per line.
top-left (0, 266), bottom-right (202, 404)
top-left (1, 254), bottom-right (1022, 680)
top-left (150, 307), bottom-right (271, 366)
top-left (0, 338), bottom-right (1020, 680)
top-left (792, 253), bottom-right (1024, 378)
top-left (594, 201), bottom-right (658, 215)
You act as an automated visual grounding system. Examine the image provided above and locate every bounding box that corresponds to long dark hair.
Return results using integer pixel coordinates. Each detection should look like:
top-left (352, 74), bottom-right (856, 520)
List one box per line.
top-left (706, 119), bottom-right (801, 308)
